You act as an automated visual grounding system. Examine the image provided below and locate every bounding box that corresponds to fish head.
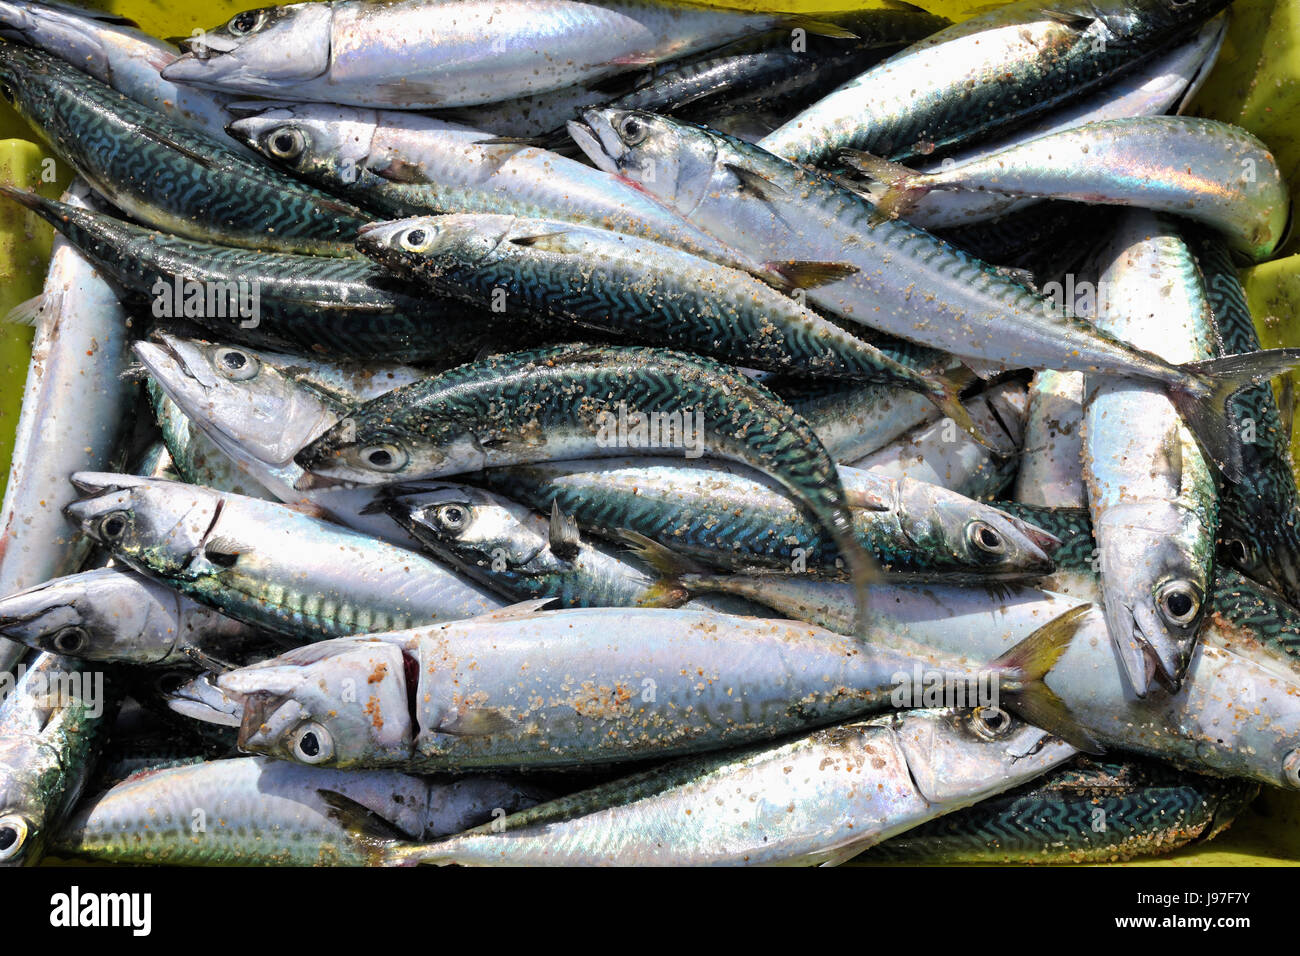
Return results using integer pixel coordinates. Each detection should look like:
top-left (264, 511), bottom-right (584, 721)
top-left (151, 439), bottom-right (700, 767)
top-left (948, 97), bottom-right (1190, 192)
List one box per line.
top-left (64, 474), bottom-right (220, 580)
top-left (891, 707), bottom-right (1078, 805)
top-left (0, 735), bottom-right (51, 866)
top-left (388, 484), bottom-right (545, 569)
top-left (1094, 504), bottom-right (1208, 695)
top-left (219, 639), bottom-right (413, 768)
top-left (160, 4), bottom-right (331, 94)
top-left (136, 335), bottom-right (339, 468)
top-left (355, 214), bottom-right (505, 282)
top-left (900, 480), bottom-right (1057, 579)
top-left (0, 570), bottom-right (181, 666)
top-left (570, 109), bottom-right (718, 217)
top-left (226, 103), bottom-right (380, 188)
top-left (1218, 522), bottom-right (1300, 616)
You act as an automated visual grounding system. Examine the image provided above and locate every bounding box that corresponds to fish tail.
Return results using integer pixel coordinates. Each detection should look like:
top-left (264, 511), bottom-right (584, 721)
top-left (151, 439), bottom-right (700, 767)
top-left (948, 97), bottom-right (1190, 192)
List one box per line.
top-left (1169, 348), bottom-right (1300, 483)
top-left (838, 150), bottom-right (927, 221)
top-left (991, 604), bottom-right (1103, 754)
top-left (923, 370), bottom-right (993, 449)
top-left (616, 530), bottom-right (697, 608)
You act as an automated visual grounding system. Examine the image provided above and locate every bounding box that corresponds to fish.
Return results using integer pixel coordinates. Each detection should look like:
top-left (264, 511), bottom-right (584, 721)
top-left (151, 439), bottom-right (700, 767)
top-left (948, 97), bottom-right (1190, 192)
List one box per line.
top-left (191, 601), bottom-right (1092, 771)
top-left (1192, 230), bottom-right (1300, 608)
top-left (63, 473), bottom-right (505, 641)
top-left (0, 186), bottom-right (501, 363)
top-left (569, 107), bottom-right (1300, 482)
top-left (0, 182), bottom-right (134, 675)
top-left (134, 333), bottom-right (457, 550)
top-left (1014, 371), bottom-right (1087, 509)
top-left (0, 0), bottom-right (244, 147)
top-left (161, 0), bottom-right (854, 109)
top-left (1082, 212), bottom-right (1219, 695)
top-left (225, 104), bottom-right (795, 283)
top-left (376, 483), bottom-right (756, 611)
top-left (368, 706), bottom-right (1080, 866)
top-left (148, 382), bottom-right (278, 501)
top-left (0, 652), bottom-right (117, 866)
top-left (779, 377), bottom-right (941, 464)
top-left (757, 0), bottom-right (1231, 166)
top-left (353, 213), bottom-right (975, 432)
top-left (0, 40), bottom-right (371, 254)
top-left (861, 755), bottom-right (1259, 864)
top-left (475, 456), bottom-right (1059, 582)
top-left (850, 379), bottom-right (1029, 501)
top-left (51, 756), bottom-right (549, 866)
top-left (292, 342), bottom-right (879, 632)
top-left (0, 567), bottom-right (258, 668)
top-left (853, 117), bottom-right (1291, 261)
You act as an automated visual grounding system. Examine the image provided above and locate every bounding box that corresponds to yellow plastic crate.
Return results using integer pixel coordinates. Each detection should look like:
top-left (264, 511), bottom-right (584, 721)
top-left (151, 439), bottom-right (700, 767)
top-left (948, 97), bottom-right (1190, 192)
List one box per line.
top-left (2, 0), bottom-right (1297, 865)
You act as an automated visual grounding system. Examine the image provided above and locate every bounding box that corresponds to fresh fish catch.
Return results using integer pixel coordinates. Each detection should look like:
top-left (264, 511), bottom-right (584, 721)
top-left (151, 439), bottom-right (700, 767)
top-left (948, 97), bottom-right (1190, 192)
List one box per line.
top-left (0, 0), bottom-right (1294, 871)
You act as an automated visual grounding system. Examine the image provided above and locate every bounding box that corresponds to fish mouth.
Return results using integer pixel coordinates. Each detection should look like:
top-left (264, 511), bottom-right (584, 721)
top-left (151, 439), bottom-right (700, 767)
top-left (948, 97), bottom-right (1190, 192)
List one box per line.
top-left (292, 469), bottom-right (354, 492)
top-left (565, 118), bottom-right (619, 176)
top-left (1105, 602), bottom-right (1179, 698)
top-left (164, 674), bottom-right (244, 727)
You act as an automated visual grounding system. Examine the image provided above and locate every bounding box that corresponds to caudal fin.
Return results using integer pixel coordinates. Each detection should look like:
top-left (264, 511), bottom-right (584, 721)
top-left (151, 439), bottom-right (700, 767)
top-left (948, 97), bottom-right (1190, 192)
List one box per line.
top-left (1170, 348), bottom-right (1300, 483)
top-left (992, 604), bottom-right (1103, 754)
top-left (838, 149), bottom-right (929, 221)
top-left (923, 369), bottom-right (995, 450)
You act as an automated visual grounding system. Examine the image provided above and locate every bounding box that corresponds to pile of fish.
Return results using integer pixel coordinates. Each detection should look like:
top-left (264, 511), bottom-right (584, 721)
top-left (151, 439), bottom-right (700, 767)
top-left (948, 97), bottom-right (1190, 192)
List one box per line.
top-left (0, 0), bottom-right (1296, 867)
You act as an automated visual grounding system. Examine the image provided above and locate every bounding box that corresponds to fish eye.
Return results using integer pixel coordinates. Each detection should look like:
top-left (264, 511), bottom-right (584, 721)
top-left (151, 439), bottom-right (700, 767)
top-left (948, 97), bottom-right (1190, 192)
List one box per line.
top-left (98, 511), bottom-right (130, 541)
top-left (400, 227), bottom-right (433, 253)
top-left (51, 626), bottom-right (88, 655)
top-left (292, 722), bottom-right (334, 765)
top-left (435, 504), bottom-right (470, 534)
top-left (966, 521), bottom-right (1006, 557)
top-left (359, 443), bottom-right (408, 473)
top-left (227, 9), bottom-right (266, 35)
top-left (1285, 750), bottom-right (1300, 788)
top-left (970, 705), bottom-right (1012, 739)
top-left (1157, 580), bottom-right (1201, 627)
top-left (618, 114), bottom-right (648, 146)
top-left (264, 127), bottom-right (305, 162)
top-left (213, 347), bottom-right (260, 381)
top-left (0, 815), bottom-right (29, 862)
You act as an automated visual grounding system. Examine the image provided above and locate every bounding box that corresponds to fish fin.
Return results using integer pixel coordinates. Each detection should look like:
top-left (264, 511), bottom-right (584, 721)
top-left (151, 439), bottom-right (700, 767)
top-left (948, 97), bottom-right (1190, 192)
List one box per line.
top-left (508, 231), bottom-right (581, 253)
top-left (370, 156), bottom-right (432, 184)
top-left (723, 162), bottom-right (787, 202)
top-left (776, 15), bottom-right (859, 39)
top-left (763, 260), bottom-right (859, 292)
top-left (615, 530), bottom-right (697, 607)
top-left (993, 604), bottom-right (1104, 754)
top-left (924, 374), bottom-right (994, 450)
top-left (1170, 348), bottom-right (1300, 483)
top-left (1043, 9), bottom-right (1098, 29)
top-left (838, 149), bottom-right (916, 186)
top-left (547, 500), bottom-right (582, 559)
top-left (434, 707), bottom-right (516, 737)
top-left (0, 183), bottom-right (46, 215)
top-left (41, 1), bottom-right (138, 26)
top-left (4, 293), bottom-right (47, 328)
top-left (471, 134), bottom-right (545, 147)
top-left (472, 598), bottom-right (557, 622)
top-left (180, 644), bottom-right (238, 673)
top-left (316, 789), bottom-right (410, 850)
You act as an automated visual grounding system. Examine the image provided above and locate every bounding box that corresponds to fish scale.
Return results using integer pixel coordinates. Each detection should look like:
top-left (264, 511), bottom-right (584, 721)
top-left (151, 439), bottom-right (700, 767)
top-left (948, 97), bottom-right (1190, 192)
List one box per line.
top-left (0, 41), bottom-right (370, 255)
top-left (296, 343), bottom-right (875, 630)
top-left (1194, 231), bottom-right (1300, 606)
top-left (0, 188), bottom-right (502, 363)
